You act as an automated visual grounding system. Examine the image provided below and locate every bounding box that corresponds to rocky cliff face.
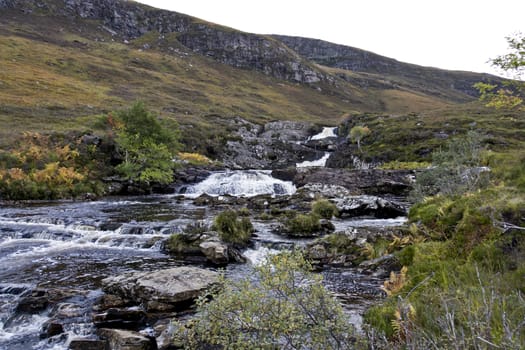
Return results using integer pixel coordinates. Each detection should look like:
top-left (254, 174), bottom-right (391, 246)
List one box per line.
top-left (1, 0), bottom-right (505, 103)
top-left (1, 0), bottom-right (324, 83)
top-left (274, 35), bottom-right (502, 99)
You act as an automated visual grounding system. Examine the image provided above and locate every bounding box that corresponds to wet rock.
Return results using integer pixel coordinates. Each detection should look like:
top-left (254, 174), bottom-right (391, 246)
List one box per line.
top-left (305, 227), bottom-right (408, 267)
top-left (319, 219), bottom-right (335, 232)
top-left (153, 320), bottom-right (179, 350)
top-left (332, 195), bottom-right (407, 218)
top-left (40, 319), bottom-right (64, 339)
top-left (307, 244), bottom-right (328, 260)
top-left (93, 294), bottom-right (133, 312)
top-left (16, 290), bottom-right (48, 313)
top-left (119, 223), bottom-right (155, 235)
top-left (93, 307), bottom-right (147, 330)
top-left (173, 167), bottom-right (213, 185)
top-left (102, 267), bottom-right (219, 312)
top-left (68, 338), bottom-right (107, 350)
top-left (15, 288), bottom-right (83, 313)
top-left (53, 303), bottom-right (83, 318)
top-left (260, 121), bottom-right (317, 142)
top-left (199, 238), bottom-right (229, 265)
top-left (192, 193), bottom-right (222, 206)
top-left (98, 328), bottom-right (157, 350)
top-left (359, 254), bottom-right (401, 277)
top-left (162, 232), bottom-right (207, 257)
top-left (299, 183), bottom-right (351, 198)
top-left (219, 118), bottom-right (323, 169)
top-left (271, 167), bottom-right (297, 182)
top-left (294, 168), bottom-right (414, 196)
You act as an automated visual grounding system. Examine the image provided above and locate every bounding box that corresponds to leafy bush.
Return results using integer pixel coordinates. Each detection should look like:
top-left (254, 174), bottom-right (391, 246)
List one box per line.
top-left (165, 234), bottom-right (201, 255)
top-left (165, 221), bottom-right (209, 255)
top-left (109, 101), bottom-right (180, 185)
top-left (410, 131), bottom-right (489, 201)
top-left (284, 213), bottom-right (321, 237)
top-left (213, 210), bottom-right (254, 246)
top-left (366, 266), bottom-right (525, 349)
top-left (349, 125), bottom-right (371, 150)
top-left (174, 251), bottom-right (357, 349)
top-left (0, 132), bottom-right (106, 199)
top-left (311, 198), bottom-right (339, 219)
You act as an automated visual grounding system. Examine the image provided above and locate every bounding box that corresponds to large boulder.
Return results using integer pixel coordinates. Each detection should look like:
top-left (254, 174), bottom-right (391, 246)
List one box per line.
top-left (102, 267), bottom-right (219, 312)
top-left (199, 238), bottom-right (229, 265)
top-left (93, 307), bottom-right (147, 330)
top-left (16, 288), bottom-right (85, 313)
top-left (293, 168), bottom-right (414, 196)
top-left (332, 195), bottom-right (407, 218)
top-left (68, 338), bottom-right (107, 350)
top-left (97, 328), bottom-right (157, 350)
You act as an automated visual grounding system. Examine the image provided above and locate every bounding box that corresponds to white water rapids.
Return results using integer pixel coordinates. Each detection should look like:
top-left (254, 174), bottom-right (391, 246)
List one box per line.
top-left (0, 125), bottom-right (406, 349)
top-left (310, 127), bottom-right (338, 140)
top-left (184, 170), bottom-right (296, 197)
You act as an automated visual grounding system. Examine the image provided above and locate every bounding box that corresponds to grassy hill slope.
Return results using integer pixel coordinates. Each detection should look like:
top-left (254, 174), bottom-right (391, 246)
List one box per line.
top-left (0, 0), bottom-right (504, 150)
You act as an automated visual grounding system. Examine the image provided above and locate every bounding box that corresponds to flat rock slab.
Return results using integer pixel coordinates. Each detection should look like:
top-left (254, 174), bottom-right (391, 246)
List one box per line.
top-left (102, 267), bottom-right (218, 312)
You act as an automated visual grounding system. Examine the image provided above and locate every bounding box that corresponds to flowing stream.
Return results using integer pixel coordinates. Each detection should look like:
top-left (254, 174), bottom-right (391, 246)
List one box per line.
top-left (0, 127), bottom-right (405, 349)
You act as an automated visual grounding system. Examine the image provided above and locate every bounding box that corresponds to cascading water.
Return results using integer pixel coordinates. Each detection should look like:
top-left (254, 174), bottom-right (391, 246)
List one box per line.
top-left (309, 127), bottom-right (338, 140)
top-left (0, 125), bottom-right (407, 348)
top-left (296, 126), bottom-right (337, 168)
top-left (296, 153), bottom-right (330, 167)
top-left (183, 170), bottom-right (296, 197)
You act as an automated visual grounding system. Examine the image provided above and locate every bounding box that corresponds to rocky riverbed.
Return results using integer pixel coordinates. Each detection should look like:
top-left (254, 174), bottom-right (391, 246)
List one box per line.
top-left (0, 122), bottom-right (415, 349)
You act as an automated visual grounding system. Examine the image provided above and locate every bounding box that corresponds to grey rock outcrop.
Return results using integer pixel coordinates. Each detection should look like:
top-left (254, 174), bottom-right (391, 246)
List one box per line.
top-left (97, 328), bottom-right (156, 350)
top-left (220, 118), bottom-right (323, 169)
top-left (293, 168), bottom-right (414, 196)
top-left (333, 195), bottom-right (407, 218)
top-left (1, 0), bottom-right (325, 84)
top-left (274, 35), bottom-right (503, 100)
top-left (102, 267), bottom-right (218, 312)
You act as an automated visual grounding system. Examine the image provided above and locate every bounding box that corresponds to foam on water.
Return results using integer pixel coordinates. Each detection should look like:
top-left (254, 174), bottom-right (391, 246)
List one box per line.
top-left (184, 170), bottom-right (296, 197)
top-left (243, 246), bottom-right (280, 266)
top-left (296, 152), bottom-right (330, 168)
top-left (310, 127), bottom-right (337, 140)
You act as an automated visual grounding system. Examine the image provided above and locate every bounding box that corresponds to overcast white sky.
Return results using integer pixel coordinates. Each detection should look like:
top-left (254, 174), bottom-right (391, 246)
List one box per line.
top-left (137, 0), bottom-right (524, 77)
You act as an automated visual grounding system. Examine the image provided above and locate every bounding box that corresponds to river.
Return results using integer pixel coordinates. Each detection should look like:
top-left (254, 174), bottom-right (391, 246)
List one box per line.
top-left (0, 127), bottom-right (407, 349)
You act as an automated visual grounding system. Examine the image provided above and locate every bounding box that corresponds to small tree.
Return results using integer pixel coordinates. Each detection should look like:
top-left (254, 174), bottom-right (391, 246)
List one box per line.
top-left (110, 102), bottom-right (180, 185)
top-left (410, 131), bottom-right (488, 201)
top-left (213, 209), bottom-right (254, 246)
top-left (174, 251), bottom-right (356, 349)
top-left (474, 34), bottom-right (525, 110)
top-left (312, 198), bottom-right (339, 219)
top-left (349, 125), bottom-right (371, 150)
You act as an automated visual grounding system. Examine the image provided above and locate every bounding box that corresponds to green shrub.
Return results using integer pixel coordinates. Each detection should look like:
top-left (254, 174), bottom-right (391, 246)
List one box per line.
top-left (237, 207), bottom-right (251, 217)
top-left (284, 213), bottom-right (321, 237)
top-left (395, 245), bottom-right (415, 266)
top-left (110, 101), bottom-right (180, 185)
top-left (213, 210), bottom-right (254, 246)
top-left (173, 251), bottom-right (357, 349)
top-left (410, 131), bottom-right (489, 201)
top-left (322, 232), bottom-right (360, 255)
top-left (165, 233), bottom-right (201, 255)
top-left (311, 199), bottom-right (339, 219)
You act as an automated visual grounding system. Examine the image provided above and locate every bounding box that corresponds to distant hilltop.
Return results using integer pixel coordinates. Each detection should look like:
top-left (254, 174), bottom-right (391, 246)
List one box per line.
top-left (1, 0), bottom-right (501, 99)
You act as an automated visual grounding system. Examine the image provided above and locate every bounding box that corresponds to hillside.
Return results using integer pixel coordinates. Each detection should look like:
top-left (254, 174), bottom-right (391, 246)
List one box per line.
top-left (0, 0), bottom-right (505, 150)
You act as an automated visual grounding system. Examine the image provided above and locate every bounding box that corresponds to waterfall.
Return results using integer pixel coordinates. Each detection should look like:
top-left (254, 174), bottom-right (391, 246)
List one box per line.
top-left (184, 170), bottom-right (296, 197)
top-left (296, 152), bottom-right (330, 168)
top-left (310, 127), bottom-right (337, 140)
